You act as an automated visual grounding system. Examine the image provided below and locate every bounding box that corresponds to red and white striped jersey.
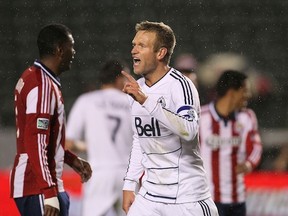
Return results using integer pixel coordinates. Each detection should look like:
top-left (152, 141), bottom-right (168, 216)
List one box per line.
top-left (10, 60), bottom-right (75, 199)
top-left (199, 102), bottom-right (262, 203)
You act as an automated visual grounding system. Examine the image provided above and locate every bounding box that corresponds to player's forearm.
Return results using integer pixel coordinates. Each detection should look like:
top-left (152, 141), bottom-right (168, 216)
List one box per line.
top-left (247, 130), bottom-right (263, 168)
top-left (64, 149), bottom-right (78, 166)
top-left (247, 143), bottom-right (263, 169)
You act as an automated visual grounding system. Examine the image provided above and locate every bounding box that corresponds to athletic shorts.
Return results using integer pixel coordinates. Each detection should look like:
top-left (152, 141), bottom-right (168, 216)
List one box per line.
top-left (127, 194), bottom-right (219, 216)
top-left (215, 202), bottom-right (246, 216)
top-left (14, 191), bottom-right (70, 216)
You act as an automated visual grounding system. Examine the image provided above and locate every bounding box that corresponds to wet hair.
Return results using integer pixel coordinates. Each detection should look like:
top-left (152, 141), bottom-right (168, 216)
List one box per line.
top-left (37, 23), bottom-right (72, 58)
top-left (135, 21), bottom-right (176, 64)
top-left (98, 59), bottom-right (127, 84)
top-left (216, 70), bottom-right (247, 97)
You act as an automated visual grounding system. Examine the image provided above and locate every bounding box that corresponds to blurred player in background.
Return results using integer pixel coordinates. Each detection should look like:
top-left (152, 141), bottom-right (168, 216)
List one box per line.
top-left (199, 70), bottom-right (263, 216)
top-left (66, 59), bottom-right (133, 216)
top-left (10, 23), bottom-right (92, 216)
top-left (121, 20), bottom-right (218, 216)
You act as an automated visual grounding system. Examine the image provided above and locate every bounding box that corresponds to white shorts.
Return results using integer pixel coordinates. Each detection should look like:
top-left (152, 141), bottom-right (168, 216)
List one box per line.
top-left (127, 194), bottom-right (219, 216)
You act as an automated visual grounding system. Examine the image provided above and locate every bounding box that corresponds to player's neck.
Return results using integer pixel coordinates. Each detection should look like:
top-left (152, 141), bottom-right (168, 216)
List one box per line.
top-left (215, 97), bottom-right (235, 117)
top-left (40, 58), bottom-right (60, 76)
top-left (144, 65), bottom-right (170, 86)
top-left (101, 84), bottom-right (116, 90)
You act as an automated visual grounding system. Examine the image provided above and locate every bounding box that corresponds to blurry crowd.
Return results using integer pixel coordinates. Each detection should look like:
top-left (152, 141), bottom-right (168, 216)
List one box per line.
top-left (173, 52), bottom-right (275, 105)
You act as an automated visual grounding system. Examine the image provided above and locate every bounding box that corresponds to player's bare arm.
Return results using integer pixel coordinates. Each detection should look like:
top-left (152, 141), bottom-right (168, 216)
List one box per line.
top-left (121, 71), bottom-right (147, 105)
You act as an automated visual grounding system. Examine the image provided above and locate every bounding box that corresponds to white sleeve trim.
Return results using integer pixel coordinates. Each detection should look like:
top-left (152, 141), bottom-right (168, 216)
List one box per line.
top-left (123, 179), bottom-right (138, 191)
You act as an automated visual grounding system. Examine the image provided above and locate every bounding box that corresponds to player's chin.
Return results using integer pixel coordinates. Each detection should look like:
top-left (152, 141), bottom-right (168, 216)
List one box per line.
top-left (133, 66), bottom-right (141, 75)
top-left (59, 62), bottom-right (72, 73)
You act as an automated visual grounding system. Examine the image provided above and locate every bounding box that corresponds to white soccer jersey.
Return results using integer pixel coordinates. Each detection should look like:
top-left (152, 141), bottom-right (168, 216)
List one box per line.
top-left (199, 102), bottom-right (262, 204)
top-left (123, 68), bottom-right (211, 204)
top-left (66, 88), bottom-right (133, 215)
top-left (66, 88), bottom-right (133, 168)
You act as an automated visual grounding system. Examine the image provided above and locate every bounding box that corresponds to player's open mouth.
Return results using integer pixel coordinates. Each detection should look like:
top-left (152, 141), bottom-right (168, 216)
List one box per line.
top-left (133, 58), bottom-right (141, 65)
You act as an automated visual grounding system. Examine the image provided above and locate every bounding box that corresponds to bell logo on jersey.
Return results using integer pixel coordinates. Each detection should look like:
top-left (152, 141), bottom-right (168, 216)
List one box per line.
top-left (135, 117), bottom-right (161, 137)
top-left (37, 118), bottom-right (49, 130)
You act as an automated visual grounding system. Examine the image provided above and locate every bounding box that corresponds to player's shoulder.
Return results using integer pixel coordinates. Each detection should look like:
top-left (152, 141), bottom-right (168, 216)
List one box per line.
top-left (77, 90), bottom-right (99, 102)
top-left (168, 68), bottom-right (189, 81)
top-left (200, 103), bottom-right (213, 116)
top-left (21, 65), bottom-right (39, 81)
top-left (17, 65), bottom-right (42, 92)
top-left (200, 103), bottom-right (210, 111)
top-left (167, 68), bottom-right (196, 90)
top-left (77, 89), bottom-right (129, 104)
top-left (237, 108), bottom-right (258, 123)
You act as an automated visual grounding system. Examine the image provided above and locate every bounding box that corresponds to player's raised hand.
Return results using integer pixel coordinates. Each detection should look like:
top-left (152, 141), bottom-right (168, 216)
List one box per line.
top-left (121, 71), bottom-right (147, 105)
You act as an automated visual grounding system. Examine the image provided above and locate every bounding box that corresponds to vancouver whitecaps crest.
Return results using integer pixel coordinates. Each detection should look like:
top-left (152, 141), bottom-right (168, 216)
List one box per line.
top-left (157, 96), bottom-right (166, 107)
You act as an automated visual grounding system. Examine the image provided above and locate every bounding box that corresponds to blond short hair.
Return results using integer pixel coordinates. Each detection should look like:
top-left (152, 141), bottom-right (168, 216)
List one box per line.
top-left (135, 21), bottom-right (176, 64)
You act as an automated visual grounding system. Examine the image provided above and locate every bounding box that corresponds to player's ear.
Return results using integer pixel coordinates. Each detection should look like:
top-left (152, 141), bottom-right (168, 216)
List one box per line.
top-left (157, 47), bottom-right (167, 61)
top-left (55, 45), bottom-right (64, 58)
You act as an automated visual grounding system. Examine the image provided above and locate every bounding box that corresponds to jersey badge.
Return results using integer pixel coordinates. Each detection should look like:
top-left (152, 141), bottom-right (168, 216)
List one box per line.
top-left (157, 96), bottom-right (166, 107)
top-left (187, 108), bottom-right (198, 122)
top-left (177, 106), bottom-right (198, 122)
top-left (37, 118), bottom-right (49, 130)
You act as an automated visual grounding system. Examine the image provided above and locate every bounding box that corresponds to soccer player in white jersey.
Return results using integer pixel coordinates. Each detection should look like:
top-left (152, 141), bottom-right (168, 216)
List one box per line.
top-left (121, 21), bottom-right (219, 216)
top-left (66, 59), bottom-right (133, 216)
top-left (199, 70), bottom-right (263, 216)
